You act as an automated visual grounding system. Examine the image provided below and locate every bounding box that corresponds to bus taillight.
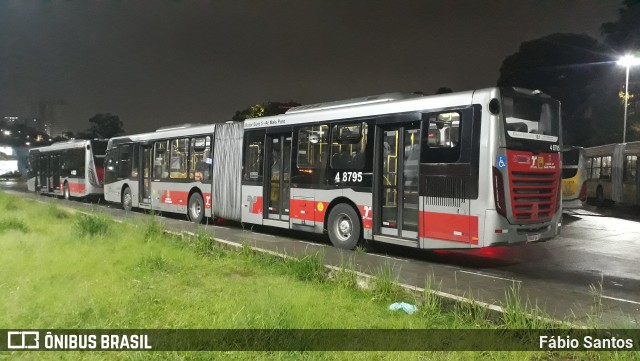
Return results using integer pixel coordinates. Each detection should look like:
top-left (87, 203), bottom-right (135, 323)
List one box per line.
top-left (579, 181), bottom-right (587, 202)
top-left (95, 166), bottom-right (104, 183)
top-left (492, 166), bottom-right (506, 217)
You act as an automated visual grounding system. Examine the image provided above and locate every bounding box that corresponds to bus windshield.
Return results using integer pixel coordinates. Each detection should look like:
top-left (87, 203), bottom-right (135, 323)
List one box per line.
top-left (562, 148), bottom-right (581, 166)
top-left (503, 91), bottom-right (560, 148)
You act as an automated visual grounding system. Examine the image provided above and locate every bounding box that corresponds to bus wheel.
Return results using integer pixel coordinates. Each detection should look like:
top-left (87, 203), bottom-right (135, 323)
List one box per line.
top-left (122, 186), bottom-right (133, 211)
top-left (327, 204), bottom-right (361, 249)
top-left (63, 182), bottom-right (70, 200)
top-left (188, 192), bottom-right (205, 224)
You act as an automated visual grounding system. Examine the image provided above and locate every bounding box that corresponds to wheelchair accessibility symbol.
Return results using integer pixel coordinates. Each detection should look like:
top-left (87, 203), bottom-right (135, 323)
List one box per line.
top-left (497, 156), bottom-right (507, 169)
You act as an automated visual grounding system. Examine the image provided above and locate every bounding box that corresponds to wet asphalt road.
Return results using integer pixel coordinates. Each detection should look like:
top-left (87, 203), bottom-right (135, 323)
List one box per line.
top-left (2, 179), bottom-right (639, 326)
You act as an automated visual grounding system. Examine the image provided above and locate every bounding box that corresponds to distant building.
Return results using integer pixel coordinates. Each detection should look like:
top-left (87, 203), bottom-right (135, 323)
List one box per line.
top-left (3, 116), bottom-right (46, 133)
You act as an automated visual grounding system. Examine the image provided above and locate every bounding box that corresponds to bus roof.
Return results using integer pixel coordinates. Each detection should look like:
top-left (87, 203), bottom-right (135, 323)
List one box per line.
top-left (244, 89), bottom-right (483, 129)
top-left (108, 123), bottom-right (218, 148)
top-left (29, 139), bottom-right (103, 153)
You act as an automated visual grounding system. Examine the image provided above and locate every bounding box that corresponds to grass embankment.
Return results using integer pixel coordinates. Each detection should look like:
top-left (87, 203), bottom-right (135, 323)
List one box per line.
top-left (0, 191), bottom-right (636, 360)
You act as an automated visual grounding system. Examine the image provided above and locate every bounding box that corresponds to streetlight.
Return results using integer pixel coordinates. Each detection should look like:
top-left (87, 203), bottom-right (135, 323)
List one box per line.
top-left (617, 54), bottom-right (640, 143)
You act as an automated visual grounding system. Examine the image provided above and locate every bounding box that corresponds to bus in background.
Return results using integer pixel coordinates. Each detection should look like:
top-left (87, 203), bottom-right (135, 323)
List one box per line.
top-left (584, 142), bottom-right (640, 206)
top-left (27, 139), bottom-right (108, 199)
top-left (561, 146), bottom-right (587, 209)
top-left (102, 123), bottom-right (242, 223)
top-left (104, 87), bottom-right (562, 250)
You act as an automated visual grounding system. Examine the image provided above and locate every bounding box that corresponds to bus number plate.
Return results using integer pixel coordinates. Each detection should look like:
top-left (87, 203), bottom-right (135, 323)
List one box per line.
top-left (527, 233), bottom-right (540, 242)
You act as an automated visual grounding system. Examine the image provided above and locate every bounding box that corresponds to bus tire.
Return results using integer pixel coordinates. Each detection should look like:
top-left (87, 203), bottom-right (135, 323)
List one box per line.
top-left (122, 186), bottom-right (133, 211)
top-left (63, 182), bottom-right (70, 200)
top-left (327, 204), bottom-right (361, 250)
top-left (188, 192), bottom-right (205, 224)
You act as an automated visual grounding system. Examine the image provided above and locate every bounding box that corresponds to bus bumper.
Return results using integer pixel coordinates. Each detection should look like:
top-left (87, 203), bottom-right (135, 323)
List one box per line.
top-left (482, 210), bottom-right (562, 247)
top-left (562, 198), bottom-right (583, 209)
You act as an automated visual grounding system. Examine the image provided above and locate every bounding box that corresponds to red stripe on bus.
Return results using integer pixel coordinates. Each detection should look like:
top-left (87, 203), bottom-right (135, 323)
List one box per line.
top-left (420, 211), bottom-right (478, 244)
top-left (160, 191), bottom-right (213, 209)
top-left (289, 200), bottom-right (372, 229)
top-left (68, 182), bottom-right (86, 194)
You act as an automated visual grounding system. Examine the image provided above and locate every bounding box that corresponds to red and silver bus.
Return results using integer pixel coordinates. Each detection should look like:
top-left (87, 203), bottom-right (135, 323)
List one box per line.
top-left (104, 87), bottom-right (562, 249)
top-left (27, 139), bottom-right (108, 199)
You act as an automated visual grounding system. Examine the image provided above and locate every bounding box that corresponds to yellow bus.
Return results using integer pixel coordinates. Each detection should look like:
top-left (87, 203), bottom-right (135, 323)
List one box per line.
top-left (562, 146), bottom-right (587, 209)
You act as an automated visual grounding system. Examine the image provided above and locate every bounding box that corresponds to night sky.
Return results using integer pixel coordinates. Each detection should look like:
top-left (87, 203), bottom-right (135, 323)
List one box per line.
top-left (0, 1), bottom-right (623, 135)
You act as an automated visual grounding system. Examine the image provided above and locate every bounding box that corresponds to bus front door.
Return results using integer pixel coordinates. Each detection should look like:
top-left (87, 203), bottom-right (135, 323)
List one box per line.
top-left (377, 123), bottom-right (421, 240)
top-left (39, 155), bottom-right (48, 192)
top-left (140, 145), bottom-right (152, 205)
top-left (265, 133), bottom-right (292, 222)
top-left (51, 154), bottom-right (60, 192)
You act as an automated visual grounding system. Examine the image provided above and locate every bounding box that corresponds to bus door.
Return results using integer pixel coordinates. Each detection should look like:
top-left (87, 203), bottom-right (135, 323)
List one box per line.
top-left (265, 133), bottom-right (292, 222)
top-left (376, 121), bottom-right (421, 240)
top-left (39, 155), bottom-right (48, 192)
top-left (140, 144), bottom-right (152, 205)
top-left (51, 154), bottom-right (60, 191)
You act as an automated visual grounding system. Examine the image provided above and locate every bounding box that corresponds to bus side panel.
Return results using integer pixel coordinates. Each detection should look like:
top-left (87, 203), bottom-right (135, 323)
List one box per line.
top-left (104, 179), bottom-right (137, 207)
top-left (64, 177), bottom-right (86, 197)
top-left (418, 195), bottom-right (474, 249)
top-left (27, 177), bottom-right (36, 192)
top-left (241, 185), bottom-right (264, 225)
top-left (211, 122), bottom-right (243, 221)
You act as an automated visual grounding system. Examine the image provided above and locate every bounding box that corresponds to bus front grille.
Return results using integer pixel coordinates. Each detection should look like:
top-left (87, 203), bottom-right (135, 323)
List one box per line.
top-left (509, 171), bottom-right (557, 222)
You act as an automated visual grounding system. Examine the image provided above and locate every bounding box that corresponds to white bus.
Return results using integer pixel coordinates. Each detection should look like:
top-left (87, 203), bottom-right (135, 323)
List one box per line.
top-left (561, 146), bottom-right (587, 209)
top-left (27, 139), bottom-right (108, 199)
top-left (585, 142), bottom-right (640, 206)
top-left (104, 87), bottom-right (563, 249)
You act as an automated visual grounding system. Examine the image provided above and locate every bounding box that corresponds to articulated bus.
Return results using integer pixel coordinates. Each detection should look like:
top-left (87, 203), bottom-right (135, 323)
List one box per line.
top-left (584, 142), bottom-right (640, 206)
top-left (561, 146), bottom-right (587, 209)
top-left (27, 139), bottom-right (108, 199)
top-left (104, 87), bottom-right (562, 249)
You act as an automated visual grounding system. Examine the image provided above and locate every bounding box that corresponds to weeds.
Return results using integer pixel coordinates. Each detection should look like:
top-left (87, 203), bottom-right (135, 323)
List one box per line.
top-left (453, 291), bottom-right (491, 327)
top-left (74, 214), bottom-right (110, 237)
top-left (421, 275), bottom-right (442, 318)
top-left (287, 252), bottom-right (327, 283)
top-left (501, 283), bottom-right (558, 329)
top-left (4, 201), bottom-right (19, 211)
top-left (0, 217), bottom-right (29, 233)
top-left (333, 256), bottom-right (359, 289)
top-left (137, 253), bottom-right (170, 273)
top-left (240, 241), bottom-right (257, 257)
top-left (193, 231), bottom-right (226, 259)
top-left (587, 274), bottom-right (605, 328)
top-left (371, 264), bottom-right (406, 302)
top-left (143, 217), bottom-right (165, 242)
top-left (47, 204), bottom-right (70, 219)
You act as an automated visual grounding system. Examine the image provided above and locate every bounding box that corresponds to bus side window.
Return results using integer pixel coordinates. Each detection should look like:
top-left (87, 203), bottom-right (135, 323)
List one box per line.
top-left (330, 122), bottom-right (367, 170)
top-left (118, 144), bottom-right (131, 179)
top-left (190, 136), bottom-right (211, 182)
top-left (131, 144), bottom-right (139, 178)
top-left (170, 138), bottom-right (189, 179)
top-left (104, 150), bottom-right (117, 184)
top-left (423, 111), bottom-right (461, 163)
top-left (624, 155), bottom-right (637, 183)
top-left (297, 124), bottom-right (328, 169)
top-left (154, 141), bottom-right (169, 179)
top-left (243, 132), bottom-right (264, 182)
